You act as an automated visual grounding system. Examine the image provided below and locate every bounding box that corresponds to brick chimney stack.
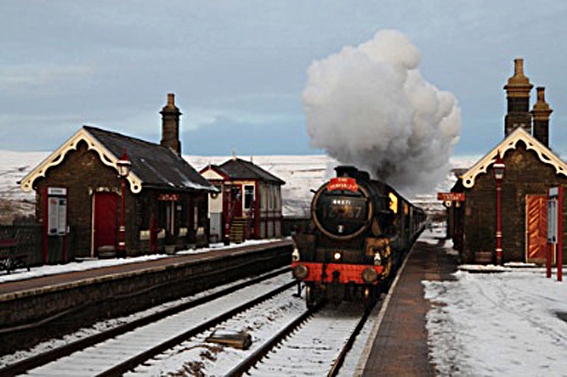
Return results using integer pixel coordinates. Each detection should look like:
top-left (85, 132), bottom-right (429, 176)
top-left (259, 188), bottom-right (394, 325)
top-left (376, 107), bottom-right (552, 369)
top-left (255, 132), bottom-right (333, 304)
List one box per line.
top-left (504, 58), bottom-right (533, 136)
top-left (531, 87), bottom-right (553, 147)
top-left (160, 93), bottom-right (182, 155)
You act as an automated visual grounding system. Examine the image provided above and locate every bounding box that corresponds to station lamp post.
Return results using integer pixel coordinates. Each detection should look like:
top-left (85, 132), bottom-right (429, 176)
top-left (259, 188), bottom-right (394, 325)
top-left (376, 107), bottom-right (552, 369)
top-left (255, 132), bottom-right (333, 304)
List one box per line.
top-left (492, 152), bottom-right (506, 265)
top-left (117, 149), bottom-right (131, 258)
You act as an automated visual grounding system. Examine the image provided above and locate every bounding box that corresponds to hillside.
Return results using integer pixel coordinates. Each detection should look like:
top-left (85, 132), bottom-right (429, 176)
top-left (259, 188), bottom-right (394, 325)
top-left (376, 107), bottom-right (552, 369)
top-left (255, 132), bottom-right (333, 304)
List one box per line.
top-left (0, 151), bottom-right (477, 224)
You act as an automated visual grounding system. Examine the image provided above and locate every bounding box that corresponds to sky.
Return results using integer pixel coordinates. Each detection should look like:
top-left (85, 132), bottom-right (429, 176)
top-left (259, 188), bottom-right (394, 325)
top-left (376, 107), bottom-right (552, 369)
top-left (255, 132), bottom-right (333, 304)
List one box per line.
top-left (1, 1), bottom-right (567, 159)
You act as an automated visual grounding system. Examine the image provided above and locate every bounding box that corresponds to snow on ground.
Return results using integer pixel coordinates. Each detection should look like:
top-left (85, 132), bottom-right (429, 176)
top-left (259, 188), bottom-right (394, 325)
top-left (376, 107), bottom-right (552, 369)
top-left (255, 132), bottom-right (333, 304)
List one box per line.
top-left (421, 229), bottom-right (567, 377)
top-left (186, 154), bottom-right (338, 217)
top-left (0, 150), bottom-right (50, 202)
top-left (4, 227), bottom-right (567, 376)
top-left (6, 150), bottom-right (567, 375)
top-left (0, 150), bottom-right (479, 219)
top-left (0, 151), bottom-right (337, 218)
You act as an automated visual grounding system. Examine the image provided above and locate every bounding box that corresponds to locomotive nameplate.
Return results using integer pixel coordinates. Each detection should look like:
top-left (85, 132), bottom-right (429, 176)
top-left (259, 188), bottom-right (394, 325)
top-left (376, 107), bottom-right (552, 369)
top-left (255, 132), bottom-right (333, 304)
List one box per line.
top-left (328, 177), bottom-right (358, 192)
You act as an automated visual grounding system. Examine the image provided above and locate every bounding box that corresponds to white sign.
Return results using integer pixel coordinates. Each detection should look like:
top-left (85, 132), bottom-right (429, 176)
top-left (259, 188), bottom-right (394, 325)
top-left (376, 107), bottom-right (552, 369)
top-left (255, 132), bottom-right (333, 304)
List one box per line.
top-left (47, 187), bottom-right (68, 236)
top-left (548, 197), bottom-right (558, 244)
top-left (48, 187), bottom-right (67, 196)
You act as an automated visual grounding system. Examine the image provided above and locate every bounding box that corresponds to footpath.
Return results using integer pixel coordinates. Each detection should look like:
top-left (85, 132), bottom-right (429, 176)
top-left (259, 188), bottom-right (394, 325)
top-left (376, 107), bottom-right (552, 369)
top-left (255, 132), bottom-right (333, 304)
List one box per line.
top-left (358, 239), bottom-right (458, 376)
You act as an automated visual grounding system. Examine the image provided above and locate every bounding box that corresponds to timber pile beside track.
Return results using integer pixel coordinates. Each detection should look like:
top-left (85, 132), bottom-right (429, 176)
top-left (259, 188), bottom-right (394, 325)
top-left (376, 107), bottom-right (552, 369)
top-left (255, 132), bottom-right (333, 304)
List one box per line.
top-left (0, 239), bottom-right (292, 355)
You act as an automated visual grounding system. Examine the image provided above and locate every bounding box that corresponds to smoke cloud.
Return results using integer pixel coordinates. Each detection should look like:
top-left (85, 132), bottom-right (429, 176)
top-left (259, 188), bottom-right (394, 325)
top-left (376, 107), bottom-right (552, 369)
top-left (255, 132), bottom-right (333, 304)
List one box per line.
top-left (303, 30), bottom-right (461, 196)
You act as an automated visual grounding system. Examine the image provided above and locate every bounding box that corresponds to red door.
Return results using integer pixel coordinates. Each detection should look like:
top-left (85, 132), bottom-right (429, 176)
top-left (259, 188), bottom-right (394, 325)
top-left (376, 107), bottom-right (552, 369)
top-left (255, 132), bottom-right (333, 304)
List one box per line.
top-left (526, 195), bottom-right (548, 264)
top-left (231, 185), bottom-right (243, 217)
top-left (93, 192), bottom-right (119, 256)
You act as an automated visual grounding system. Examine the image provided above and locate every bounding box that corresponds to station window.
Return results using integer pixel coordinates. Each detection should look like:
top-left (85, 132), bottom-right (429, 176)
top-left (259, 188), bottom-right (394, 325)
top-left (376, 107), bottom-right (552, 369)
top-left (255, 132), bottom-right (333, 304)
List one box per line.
top-left (269, 185), bottom-right (274, 210)
top-left (244, 185), bottom-right (254, 210)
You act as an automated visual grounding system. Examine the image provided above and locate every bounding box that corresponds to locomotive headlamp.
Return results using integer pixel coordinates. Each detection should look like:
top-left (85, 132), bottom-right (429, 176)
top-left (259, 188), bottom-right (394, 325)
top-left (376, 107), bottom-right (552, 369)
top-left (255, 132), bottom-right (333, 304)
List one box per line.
top-left (374, 253), bottom-right (382, 266)
top-left (333, 252), bottom-right (342, 261)
top-left (292, 248), bottom-right (300, 262)
top-left (362, 267), bottom-right (378, 283)
top-left (292, 264), bottom-right (309, 280)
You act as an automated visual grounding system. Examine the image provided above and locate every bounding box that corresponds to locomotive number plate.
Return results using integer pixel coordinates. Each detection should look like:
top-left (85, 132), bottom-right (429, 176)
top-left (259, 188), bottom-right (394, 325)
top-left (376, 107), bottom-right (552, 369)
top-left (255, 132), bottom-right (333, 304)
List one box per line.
top-left (328, 177), bottom-right (358, 192)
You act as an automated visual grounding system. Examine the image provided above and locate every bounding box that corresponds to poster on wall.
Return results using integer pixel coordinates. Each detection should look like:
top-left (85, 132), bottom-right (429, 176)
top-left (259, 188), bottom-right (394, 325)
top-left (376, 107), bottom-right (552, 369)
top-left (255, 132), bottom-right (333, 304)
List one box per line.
top-left (47, 187), bottom-right (67, 236)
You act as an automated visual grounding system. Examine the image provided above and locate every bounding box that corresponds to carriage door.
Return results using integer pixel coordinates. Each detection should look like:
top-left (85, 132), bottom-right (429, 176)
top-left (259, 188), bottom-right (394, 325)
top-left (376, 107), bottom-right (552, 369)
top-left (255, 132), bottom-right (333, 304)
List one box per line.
top-left (526, 195), bottom-right (548, 264)
top-left (93, 192), bottom-right (119, 257)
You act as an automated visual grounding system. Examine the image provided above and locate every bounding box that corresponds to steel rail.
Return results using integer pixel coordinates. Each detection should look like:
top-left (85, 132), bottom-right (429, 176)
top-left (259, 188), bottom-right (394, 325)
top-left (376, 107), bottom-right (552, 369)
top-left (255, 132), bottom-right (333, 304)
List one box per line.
top-left (225, 303), bottom-right (323, 377)
top-left (97, 280), bottom-right (297, 377)
top-left (327, 308), bottom-right (371, 377)
top-left (0, 268), bottom-right (290, 377)
top-left (0, 249), bottom-right (289, 336)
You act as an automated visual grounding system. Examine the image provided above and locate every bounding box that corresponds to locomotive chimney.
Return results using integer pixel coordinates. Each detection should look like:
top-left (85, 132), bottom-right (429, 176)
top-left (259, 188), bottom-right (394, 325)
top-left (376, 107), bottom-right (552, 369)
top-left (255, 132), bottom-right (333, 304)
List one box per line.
top-left (504, 58), bottom-right (533, 136)
top-left (160, 93), bottom-right (182, 155)
top-left (531, 86), bottom-right (553, 147)
top-left (335, 166), bottom-right (358, 178)
top-left (334, 166), bottom-right (371, 181)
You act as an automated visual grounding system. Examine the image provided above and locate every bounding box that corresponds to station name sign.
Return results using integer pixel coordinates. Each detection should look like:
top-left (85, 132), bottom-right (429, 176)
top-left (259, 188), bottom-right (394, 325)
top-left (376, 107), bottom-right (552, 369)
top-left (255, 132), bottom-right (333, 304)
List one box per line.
top-left (158, 193), bottom-right (180, 201)
top-left (437, 192), bottom-right (465, 202)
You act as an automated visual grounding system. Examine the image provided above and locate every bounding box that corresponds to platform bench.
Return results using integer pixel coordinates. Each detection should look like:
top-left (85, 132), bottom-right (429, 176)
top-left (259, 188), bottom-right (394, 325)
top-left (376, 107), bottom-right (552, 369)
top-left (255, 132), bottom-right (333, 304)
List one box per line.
top-left (0, 237), bottom-right (30, 274)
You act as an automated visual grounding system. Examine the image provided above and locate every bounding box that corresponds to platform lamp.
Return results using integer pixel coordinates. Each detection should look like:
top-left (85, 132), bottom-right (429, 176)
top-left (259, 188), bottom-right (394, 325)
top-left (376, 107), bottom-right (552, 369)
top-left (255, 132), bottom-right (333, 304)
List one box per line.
top-left (492, 151), bottom-right (506, 265)
top-left (117, 148), bottom-right (131, 258)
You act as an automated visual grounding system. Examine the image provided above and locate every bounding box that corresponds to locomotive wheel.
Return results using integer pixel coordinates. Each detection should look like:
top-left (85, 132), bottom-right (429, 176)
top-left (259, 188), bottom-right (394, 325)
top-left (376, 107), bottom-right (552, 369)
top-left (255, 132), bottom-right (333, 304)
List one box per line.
top-left (363, 286), bottom-right (377, 312)
top-left (383, 257), bottom-right (392, 278)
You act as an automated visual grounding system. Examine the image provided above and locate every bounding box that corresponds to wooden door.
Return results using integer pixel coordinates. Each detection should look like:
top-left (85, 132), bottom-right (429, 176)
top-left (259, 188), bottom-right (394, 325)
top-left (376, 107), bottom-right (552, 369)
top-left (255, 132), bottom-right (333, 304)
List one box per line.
top-left (231, 185), bottom-right (243, 217)
top-left (526, 195), bottom-right (548, 264)
top-left (93, 192), bottom-right (119, 257)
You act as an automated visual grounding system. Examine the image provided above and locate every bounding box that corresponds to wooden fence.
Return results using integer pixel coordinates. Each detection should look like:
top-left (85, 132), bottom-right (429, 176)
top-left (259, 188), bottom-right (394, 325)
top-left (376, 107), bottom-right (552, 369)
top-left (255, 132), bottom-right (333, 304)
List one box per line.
top-left (0, 223), bottom-right (43, 266)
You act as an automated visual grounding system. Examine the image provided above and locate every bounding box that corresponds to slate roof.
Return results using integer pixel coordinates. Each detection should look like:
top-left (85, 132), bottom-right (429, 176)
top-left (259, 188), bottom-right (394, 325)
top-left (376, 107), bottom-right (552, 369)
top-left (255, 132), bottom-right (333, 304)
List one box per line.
top-left (217, 158), bottom-right (285, 185)
top-left (85, 126), bottom-right (216, 193)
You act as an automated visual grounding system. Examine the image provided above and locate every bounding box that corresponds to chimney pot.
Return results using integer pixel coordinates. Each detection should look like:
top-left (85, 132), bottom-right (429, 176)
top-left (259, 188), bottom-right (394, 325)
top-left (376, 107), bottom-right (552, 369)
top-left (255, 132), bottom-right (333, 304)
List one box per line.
top-left (504, 58), bottom-right (533, 136)
top-left (514, 58), bottom-right (524, 76)
top-left (160, 93), bottom-right (182, 155)
top-left (537, 87), bottom-right (545, 102)
top-left (531, 86), bottom-right (553, 147)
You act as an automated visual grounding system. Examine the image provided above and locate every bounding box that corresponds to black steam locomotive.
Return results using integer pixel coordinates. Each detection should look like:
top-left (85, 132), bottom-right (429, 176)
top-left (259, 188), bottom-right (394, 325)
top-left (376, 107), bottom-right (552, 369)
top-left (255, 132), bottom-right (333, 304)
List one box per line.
top-left (291, 166), bottom-right (426, 309)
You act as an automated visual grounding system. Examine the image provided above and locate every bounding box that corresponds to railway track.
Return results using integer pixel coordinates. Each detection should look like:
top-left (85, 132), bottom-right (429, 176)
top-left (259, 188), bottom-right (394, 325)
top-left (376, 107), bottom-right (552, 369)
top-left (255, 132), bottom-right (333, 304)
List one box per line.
top-left (0, 268), bottom-right (293, 376)
top-left (3, 271), bottom-right (382, 376)
top-left (227, 302), bottom-right (372, 377)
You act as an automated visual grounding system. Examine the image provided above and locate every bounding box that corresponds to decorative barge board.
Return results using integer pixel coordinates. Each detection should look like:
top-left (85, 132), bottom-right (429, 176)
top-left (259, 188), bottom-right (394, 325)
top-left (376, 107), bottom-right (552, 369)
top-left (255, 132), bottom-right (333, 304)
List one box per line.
top-left (19, 94), bottom-right (217, 262)
top-left (453, 127), bottom-right (567, 264)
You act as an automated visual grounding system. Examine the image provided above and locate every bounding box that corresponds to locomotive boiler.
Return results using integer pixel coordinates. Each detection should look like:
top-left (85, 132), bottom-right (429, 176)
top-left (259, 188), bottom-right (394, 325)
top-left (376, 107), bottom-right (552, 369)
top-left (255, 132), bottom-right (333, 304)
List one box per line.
top-left (291, 166), bottom-right (426, 310)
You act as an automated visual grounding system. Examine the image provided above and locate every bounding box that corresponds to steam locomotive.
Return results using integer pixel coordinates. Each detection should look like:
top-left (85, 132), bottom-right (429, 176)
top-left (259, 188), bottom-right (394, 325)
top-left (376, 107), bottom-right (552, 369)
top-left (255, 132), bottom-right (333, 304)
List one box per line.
top-left (291, 166), bottom-right (426, 310)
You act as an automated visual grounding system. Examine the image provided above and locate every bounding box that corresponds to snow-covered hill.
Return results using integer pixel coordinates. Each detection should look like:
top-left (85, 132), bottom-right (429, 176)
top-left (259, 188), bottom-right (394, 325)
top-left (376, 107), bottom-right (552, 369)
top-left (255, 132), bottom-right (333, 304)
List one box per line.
top-left (0, 150), bottom-right (478, 223)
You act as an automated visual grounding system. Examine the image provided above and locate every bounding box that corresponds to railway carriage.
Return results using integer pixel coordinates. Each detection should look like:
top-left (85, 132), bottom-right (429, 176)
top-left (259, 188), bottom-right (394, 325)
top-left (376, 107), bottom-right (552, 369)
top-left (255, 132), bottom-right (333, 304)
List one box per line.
top-left (291, 166), bottom-right (426, 310)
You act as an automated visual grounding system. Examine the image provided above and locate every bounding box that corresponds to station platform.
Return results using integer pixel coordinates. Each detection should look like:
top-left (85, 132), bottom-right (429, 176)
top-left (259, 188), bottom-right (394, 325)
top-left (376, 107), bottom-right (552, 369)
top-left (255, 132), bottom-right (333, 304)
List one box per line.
top-left (0, 239), bottom-right (292, 355)
top-left (0, 240), bottom-right (291, 298)
top-left (358, 238), bottom-right (458, 376)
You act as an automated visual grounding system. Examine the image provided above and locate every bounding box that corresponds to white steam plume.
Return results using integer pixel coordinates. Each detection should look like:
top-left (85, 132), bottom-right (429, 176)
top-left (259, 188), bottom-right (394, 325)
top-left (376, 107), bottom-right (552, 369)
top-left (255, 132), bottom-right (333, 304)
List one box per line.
top-left (303, 30), bottom-right (461, 196)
